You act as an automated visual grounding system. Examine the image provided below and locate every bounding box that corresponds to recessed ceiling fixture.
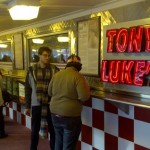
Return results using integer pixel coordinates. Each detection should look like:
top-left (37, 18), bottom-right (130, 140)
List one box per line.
top-left (0, 44), bottom-right (8, 48)
top-left (32, 39), bottom-right (44, 44)
top-left (57, 37), bottom-right (69, 42)
top-left (8, 0), bottom-right (40, 20)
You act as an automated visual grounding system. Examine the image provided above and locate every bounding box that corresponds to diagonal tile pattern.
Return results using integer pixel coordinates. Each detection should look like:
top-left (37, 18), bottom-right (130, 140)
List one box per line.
top-left (3, 99), bottom-right (150, 150)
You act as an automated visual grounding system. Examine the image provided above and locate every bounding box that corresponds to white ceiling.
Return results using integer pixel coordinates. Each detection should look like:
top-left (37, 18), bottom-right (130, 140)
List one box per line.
top-left (0, 0), bottom-right (149, 33)
top-left (0, 0), bottom-right (113, 32)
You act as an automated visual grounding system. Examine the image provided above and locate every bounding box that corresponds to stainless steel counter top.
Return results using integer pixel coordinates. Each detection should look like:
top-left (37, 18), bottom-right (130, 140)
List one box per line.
top-left (2, 73), bottom-right (150, 109)
top-left (91, 89), bottom-right (150, 109)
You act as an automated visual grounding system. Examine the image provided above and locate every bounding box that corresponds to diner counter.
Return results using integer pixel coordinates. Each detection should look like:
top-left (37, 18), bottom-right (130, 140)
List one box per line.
top-left (2, 72), bottom-right (150, 110)
top-left (91, 88), bottom-right (150, 109)
top-left (2, 73), bottom-right (25, 84)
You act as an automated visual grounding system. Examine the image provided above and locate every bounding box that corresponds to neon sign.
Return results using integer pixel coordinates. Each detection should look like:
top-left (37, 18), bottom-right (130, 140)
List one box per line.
top-left (107, 26), bottom-right (150, 52)
top-left (101, 25), bottom-right (150, 86)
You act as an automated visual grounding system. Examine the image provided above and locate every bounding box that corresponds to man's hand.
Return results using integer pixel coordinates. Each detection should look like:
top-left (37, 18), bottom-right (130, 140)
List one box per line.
top-left (25, 108), bottom-right (31, 116)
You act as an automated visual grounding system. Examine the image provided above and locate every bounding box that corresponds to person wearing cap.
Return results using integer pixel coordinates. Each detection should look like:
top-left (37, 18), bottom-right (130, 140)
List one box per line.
top-left (48, 54), bottom-right (90, 150)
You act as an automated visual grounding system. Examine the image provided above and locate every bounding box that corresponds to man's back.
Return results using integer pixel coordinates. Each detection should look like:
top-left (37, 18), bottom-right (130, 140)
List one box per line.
top-left (49, 66), bottom-right (90, 116)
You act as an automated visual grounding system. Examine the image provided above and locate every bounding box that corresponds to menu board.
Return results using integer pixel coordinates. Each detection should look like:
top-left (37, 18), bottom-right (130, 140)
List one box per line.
top-left (77, 17), bottom-right (100, 76)
top-left (19, 83), bottom-right (25, 104)
top-left (14, 33), bottom-right (24, 69)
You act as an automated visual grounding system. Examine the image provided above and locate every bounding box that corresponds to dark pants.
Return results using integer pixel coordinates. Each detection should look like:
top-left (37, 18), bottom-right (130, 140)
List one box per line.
top-left (51, 114), bottom-right (81, 150)
top-left (0, 106), bottom-right (5, 136)
top-left (30, 106), bottom-right (55, 150)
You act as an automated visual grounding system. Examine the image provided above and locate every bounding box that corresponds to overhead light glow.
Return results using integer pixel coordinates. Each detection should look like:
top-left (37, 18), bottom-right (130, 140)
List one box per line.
top-left (0, 44), bottom-right (8, 48)
top-left (57, 37), bottom-right (69, 42)
top-left (8, 5), bottom-right (39, 20)
top-left (32, 39), bottom-right (44, 44)
top-left (32, 49), bottom-right (37, 52)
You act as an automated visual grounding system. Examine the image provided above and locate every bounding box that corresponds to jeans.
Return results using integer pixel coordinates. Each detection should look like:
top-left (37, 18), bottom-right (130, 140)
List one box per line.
top-left (0, 106), bottom-right (5, 136)
top-left (51, 114), bottom-right (81, 150)
top-left (30, 106), bottom-right (55, 150)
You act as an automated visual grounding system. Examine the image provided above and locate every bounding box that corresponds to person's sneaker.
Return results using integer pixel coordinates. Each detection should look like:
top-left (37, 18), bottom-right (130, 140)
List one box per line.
top-left (0, 133), bottom-right (8, 139)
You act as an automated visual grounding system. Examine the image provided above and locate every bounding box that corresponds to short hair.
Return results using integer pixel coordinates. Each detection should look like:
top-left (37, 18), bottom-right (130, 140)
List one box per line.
top-left (38, 46), bottom-right (52, 55)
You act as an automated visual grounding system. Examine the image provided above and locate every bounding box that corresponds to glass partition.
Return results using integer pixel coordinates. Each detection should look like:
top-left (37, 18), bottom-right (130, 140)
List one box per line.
top-left (0, 42), bottom-right (12, 62)
top-left (28, 33), bottom-right (70, 64)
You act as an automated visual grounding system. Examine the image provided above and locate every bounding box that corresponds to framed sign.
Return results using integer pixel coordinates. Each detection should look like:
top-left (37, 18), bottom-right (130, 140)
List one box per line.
top-left (19, 83), bottom-right (25, 104)
top-left (77, 17), bottom-right (100, 76)
top-left (13, 33), bottom-right (24, 69)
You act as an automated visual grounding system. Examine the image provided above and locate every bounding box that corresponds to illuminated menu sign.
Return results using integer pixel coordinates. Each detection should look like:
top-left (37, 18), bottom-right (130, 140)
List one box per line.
top-left (101, 25), bottom-right (150, 86)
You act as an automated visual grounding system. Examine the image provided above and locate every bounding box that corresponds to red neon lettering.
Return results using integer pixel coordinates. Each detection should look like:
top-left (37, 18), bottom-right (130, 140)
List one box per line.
top-left (106, 26), bottom-right (150, 53)
top-left (109, 60), bottom-right (121, 83)
top-left (145, 61), bottom-right (150, 74)
top-left (120, 61), bottom-right (127, 84)
top-left (107, 29), bottom-right (116, 52)
top-left (127, 26), bottom-right (143, 52)
top-left (116, 28), bottom-right (128, 53)
top-left (133, 61), bottom-right (145, 86)
top-left (145, 27), bottom-right (150, 52)
top-left (101, 60), bottom-right (108, 82)
top-left (128, 27), bottom-right (135, 52)
top-left (123, 61), bottom-right (134, 84)
top-left (100, 60), bottom-right (149, 86)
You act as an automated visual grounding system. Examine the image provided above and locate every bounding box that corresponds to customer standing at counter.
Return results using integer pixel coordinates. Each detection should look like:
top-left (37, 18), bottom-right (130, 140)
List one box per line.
top-left (25, 46), bottom-right (59, 150)
top-left (0, 71), bottom-right (8, 139)
top-left (48, 54), bottom-right (90, 150)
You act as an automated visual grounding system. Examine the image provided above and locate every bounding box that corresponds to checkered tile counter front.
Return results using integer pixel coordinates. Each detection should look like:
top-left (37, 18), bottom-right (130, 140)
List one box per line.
top-left (3, 97), bottom-right (150, 150)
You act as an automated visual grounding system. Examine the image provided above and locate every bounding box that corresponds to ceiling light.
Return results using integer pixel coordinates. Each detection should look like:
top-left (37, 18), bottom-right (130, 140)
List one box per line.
top-left (32, 39), bottom-right (44, 44)
top-left (57, 37), bottom-right (69, 42)
top-left (8, 0), bottom-right (40, 20)
top-left (0, 44), bottom-right (8, 48)
top-left (32, 49), bottom-right (37, 52)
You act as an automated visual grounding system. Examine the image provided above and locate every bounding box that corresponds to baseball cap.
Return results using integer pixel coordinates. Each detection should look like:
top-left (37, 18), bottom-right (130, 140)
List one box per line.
top-left (67, 54), bottom-right (81, 64)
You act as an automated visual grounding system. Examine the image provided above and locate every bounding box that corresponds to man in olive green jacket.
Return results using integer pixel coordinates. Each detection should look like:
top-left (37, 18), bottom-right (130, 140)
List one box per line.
top-left (48, 54), bottom-right (90, 150)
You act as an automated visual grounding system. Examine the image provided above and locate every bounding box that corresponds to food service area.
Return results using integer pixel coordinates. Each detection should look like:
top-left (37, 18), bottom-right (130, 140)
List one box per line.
top-left (0, 0), bottom-right (150, 150)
